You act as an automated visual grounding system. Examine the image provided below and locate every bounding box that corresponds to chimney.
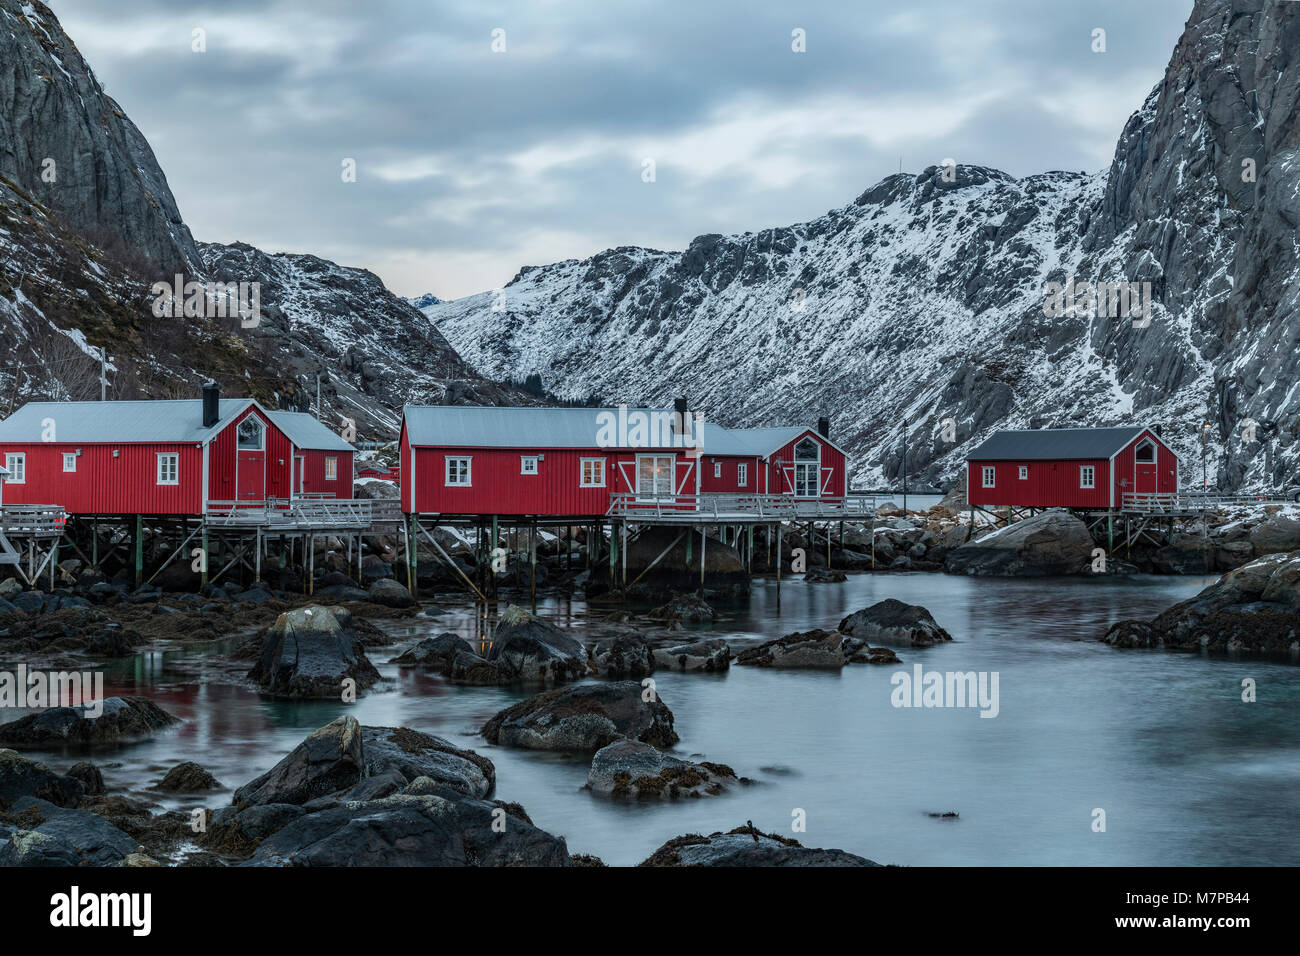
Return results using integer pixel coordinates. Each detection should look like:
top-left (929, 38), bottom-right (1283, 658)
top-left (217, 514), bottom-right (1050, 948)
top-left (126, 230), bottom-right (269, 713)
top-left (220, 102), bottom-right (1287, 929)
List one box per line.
top-left (1154, 424), bottom-right (1163, 438)
top-left (673, 396), bottom-right (688, 438)
top-left (202, 382), bottom-right (220, 428)
top-left (818, 416), bottom-right (830, 439)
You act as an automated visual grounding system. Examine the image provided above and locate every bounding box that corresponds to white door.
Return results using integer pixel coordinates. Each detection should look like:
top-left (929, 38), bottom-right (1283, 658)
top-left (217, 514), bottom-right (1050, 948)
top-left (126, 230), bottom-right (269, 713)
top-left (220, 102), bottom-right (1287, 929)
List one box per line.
top-left (637, 455), bottom-right (673, 498)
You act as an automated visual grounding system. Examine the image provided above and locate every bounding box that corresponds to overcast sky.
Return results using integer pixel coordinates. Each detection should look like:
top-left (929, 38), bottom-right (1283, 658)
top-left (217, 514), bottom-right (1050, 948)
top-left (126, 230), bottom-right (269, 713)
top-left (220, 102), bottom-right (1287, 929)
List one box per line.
top-left (49, 0), bottom-right (1192, 300)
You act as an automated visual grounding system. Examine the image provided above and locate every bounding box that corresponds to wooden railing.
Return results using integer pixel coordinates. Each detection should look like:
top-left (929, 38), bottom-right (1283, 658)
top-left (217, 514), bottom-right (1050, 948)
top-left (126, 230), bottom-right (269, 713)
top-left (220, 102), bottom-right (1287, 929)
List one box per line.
top-left (0, 504), bottom-right (67, 536)
top-left (606, 493), bottom-right (878, 520)
top-left (206, 497), bottom-right (376, 529)
top-left (1121, 492), bottom-right (1290, 513)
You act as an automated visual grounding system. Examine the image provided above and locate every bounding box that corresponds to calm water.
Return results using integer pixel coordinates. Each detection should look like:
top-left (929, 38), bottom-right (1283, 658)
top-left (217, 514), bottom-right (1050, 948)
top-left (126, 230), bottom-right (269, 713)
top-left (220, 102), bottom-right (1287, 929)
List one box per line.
top-left (5, 571), bottom-right (1299, 867)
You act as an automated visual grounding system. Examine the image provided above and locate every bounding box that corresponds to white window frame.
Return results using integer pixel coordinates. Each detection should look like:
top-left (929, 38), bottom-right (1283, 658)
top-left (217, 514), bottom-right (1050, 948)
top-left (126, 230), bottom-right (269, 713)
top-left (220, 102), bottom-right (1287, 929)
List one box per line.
top-left (445, 456), bottom-right (472, 487)
top-left (713, 461), bottom-right (721, 478)
top-left (1080, 465), bottom-right (1095, 489)
top-left (981, 465), bottom-right (995, 488)
top-left (1134, 439), bottom-right (1156, 464)
top-left (157, 453), bottom-right (179, 486)
top-left (580, 457), bottom-right (605, 488)
top-left (1018, 465), bottom-right (1028, 480)
top-left (737, 462), bottom-right (748, 487)
top-left (324, 457), bottom-right (338, 481)
top-left (521, 456), bottom-right (539, 476)
top-left (236, 416), bottom-right (265, 451)
top-left (63, 452), bottom-right (77, 473)
top-left (5, 453), bottom-right (25, 483)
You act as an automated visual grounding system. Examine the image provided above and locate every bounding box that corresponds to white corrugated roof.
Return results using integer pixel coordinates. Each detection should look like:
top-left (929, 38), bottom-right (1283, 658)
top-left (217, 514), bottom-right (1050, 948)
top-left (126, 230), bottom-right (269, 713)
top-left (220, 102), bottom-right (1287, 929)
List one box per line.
top-left (403, 406), bottom-right (835, 457)
top-left (0, 399), bottom-right (255, 444)
top-left (266, 411), bottom-right (355, 452)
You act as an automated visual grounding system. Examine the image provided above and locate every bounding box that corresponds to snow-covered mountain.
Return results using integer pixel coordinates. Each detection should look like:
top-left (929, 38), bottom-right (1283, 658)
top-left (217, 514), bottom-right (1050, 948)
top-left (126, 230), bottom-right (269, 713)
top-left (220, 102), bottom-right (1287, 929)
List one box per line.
top-left (0, 0), bottom-right (519, 436)
top-left (426, 0), bottom-right (1299, 491)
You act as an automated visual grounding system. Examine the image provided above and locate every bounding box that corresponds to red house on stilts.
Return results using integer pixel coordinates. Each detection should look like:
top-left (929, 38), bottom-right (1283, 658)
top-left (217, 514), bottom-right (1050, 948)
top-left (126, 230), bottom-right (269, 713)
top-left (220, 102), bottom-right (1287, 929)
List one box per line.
top-left (966, 426), bottom-right (1179, 511)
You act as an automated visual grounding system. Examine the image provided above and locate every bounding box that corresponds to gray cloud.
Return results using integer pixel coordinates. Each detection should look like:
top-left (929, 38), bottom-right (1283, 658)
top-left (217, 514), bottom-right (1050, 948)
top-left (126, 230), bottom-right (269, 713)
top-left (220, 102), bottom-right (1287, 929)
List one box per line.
top-left (48, 0), bottom-right (1192, 298)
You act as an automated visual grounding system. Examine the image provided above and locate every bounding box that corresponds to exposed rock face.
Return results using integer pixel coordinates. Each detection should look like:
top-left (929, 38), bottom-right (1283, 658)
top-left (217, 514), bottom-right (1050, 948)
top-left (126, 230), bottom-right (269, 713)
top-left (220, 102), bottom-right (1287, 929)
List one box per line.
top-left (839, 599), bottom-right (954, 648)
top-left (482, 681), bottom-right (678, 752)
top-left (0, 749), bottom-right (85, 808)
top-left (945, 512), bottom-right (1096, 577)
top-left (0, 697), bottom-right (178, 748)
top-left (389, 632), bottom-right (475, 669)
top-left (1104, 552), bottom-right (1300, 656)
top-left (232, 716), bottom-right (495, 806)
top-left (0, 797), bottom-right (138, 867)
top-left (247, 606), bottom-right (381, 699)
top-left (735, 629), bottom-right (853, 669)
top-left (586, 740), bottom-right (738, 799)
top-left (652, 639), bottom-right (732, 672)
top-left (244, 792), bottom-right (571, 867)
top-left (640, 825), bottom-right (879, 867)
top-left (486, 605), bottom-right (587, 684)
top-left (427, 0), bottom-right (1300, 492)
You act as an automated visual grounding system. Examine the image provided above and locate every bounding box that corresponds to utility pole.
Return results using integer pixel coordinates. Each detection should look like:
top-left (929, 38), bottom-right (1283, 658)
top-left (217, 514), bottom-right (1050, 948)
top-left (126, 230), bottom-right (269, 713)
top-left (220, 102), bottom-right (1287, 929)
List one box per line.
top-left (902, 418), bottom-right (909, 513)
top-left (99, 346), bottom-right (108, 400)
top-left (1200, 423), bottom-right (1211, 488)
top-left (315, 373), bottom-right (322, 421)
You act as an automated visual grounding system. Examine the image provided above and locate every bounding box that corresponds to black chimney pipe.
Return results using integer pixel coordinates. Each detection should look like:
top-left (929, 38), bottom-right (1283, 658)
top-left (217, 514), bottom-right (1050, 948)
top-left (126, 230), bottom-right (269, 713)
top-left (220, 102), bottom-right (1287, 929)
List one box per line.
top-left (673, 396), bottom-right (688, 439)
top-left (202, 382), bottom-right (220, 428)
top-left (818, 416), bottom-right (830, 439)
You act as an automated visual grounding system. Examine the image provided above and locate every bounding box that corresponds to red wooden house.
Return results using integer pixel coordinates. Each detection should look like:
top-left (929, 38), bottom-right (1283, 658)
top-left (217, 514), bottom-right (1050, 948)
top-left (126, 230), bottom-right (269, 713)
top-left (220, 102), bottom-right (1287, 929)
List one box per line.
top-left (0, 387), bottom-right (354, 516)
top-left (966, 426), bottom-right (1178, 510)
top-left (400, 404), bottom-right (846, 517)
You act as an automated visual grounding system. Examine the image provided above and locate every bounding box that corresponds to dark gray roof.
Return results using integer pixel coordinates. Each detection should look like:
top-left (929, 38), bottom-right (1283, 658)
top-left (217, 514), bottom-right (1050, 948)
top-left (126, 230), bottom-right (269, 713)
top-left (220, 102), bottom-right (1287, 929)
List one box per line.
top-left (968, 427), bottom-right (1149, 461)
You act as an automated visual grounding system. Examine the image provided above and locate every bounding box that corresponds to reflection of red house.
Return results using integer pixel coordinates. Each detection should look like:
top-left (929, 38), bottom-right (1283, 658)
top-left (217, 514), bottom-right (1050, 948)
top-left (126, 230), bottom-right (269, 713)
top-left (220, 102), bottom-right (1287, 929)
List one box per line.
top-left (967, 427), bottom-right (1178, 510)
top-left (0, 387), bottom-right (355, 515)
top-left (399, 405), bottom-right (846, 517)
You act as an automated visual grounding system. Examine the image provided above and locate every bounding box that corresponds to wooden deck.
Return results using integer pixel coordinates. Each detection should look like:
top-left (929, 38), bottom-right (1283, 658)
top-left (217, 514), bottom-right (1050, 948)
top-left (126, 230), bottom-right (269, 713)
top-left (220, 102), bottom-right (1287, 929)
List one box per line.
top-left (205, 497), bottom-right (402, 531)
top-left (605, 493), bottom-right (879, 523)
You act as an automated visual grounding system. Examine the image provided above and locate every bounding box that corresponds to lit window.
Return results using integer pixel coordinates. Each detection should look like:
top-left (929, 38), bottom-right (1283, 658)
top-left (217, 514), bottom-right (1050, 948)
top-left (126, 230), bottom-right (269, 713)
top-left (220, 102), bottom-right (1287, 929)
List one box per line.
top-left (1018, 465), bottom-right (1028, 480)
top-left (325, 457), bottom-right (338, 481)
top-left (521, 456), bottom-right (539, 475)
top-left (237, 416), bottom-right (264, 450)
top-left (982, 465), bottom-right (995, 488)
top-left (63, 453), bottom-right (77, 473)
top-left (5, 453), bottom-right (25, 483)
top-left (580, 458), bottom-right (605, 487)
top-left (1080, 465), bottom-right (1095, 489)
top-left (446, 456), bottom-right (471, 486)
top-left (738, 462), bottom-right (748, 486)
top-left (157, 453), bottom-right (179, 485)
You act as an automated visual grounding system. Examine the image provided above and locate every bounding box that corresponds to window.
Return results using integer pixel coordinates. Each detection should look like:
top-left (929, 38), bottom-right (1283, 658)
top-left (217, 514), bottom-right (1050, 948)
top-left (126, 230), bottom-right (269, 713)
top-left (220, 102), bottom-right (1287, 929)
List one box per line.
top-left (236, 416), bottom-right (264, 451)
top-left (1080, 465), bottom-right (1095, 489)
top-left (1135, 439), bottom-right (1156, 463)
top-left (794, 437), bottom-right (820, 497)
top-left (581, 458), bottom-right (605, 487)
top-left (324, 457), bottom-right (338, 481)
top-left (446, 456), bottom-right (471, 486)
top-left (5, 453), bottom-right (24, 483)
top-left (637, 456), bottom-right (673, 497)
top-left (63, 453), bottom-right (77, 473)
top-left (521, 456), bottom-right (539, 475)
top-left (713, 461), bottom-right (721, 478)
top-left (981, 465), bottom-right (996, 488)
top-left (738, 462), bottom-right (748, 486)
top-left (1018, 465), bottom-right (1028, 480)
top-left (157, 453), bottom-right (179, 485)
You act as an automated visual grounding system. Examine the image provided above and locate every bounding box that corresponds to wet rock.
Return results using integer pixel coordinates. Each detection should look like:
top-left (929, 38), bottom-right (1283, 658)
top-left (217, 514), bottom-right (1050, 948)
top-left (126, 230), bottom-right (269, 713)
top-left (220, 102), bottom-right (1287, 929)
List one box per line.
top-left (482, 680), bottom-right (678, 752)
top-left (838, 599), bottom-right (953, 648)
top-left (368, 578), bottom-right (415, 608)
top-left (447, 650), bottom-right (510, 685)
top-left (588, 634), bottom-right (655, 679)
top-left (646, 593), bottom-right (716, 623)
top-left (233, 716), bottom-right (365, 806)
top-left (486, 605), bottom-right (587, 684)
top-left (803, 568), bottom-right (848, 583)
top-left (652, 638), bottom-right (732, 672)
top-left (0, 697), bottom-right (178, 749)
top-left (0, 579), bottom-right (22, 601)
top-left (0, 750), bottom-right (85, 808)
top-left (247, 605), bottom-right (380, 699)
top-left (244, 791), bottom-right (571, 867)
top-left (640, 824), bottom-right (879, 867)
top-left (587, 739), bottom-right (739, 799)
top-left (1248, 515), bottom-right (1300, 557)
top-left (201, 803), bottom-right (307, 857)
top-left (0, 796), bottom-right (137, 866)
top-left (944, 511), bottom-right (1095, 576)
top-left (312, 584), bottom-right (371, 602)
top-left (735, 629), bottom-right (850, 668)
top-left (65, 761), bottom-right (105, 796)
top-left (155, 761), bottom-right (222, 792)
top-left (360, 726), bottom-right (494, 799)
top-left (1103, 551), bottom-right (1300, 656)
top-left (390, 632), bottom-right (474, 669)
